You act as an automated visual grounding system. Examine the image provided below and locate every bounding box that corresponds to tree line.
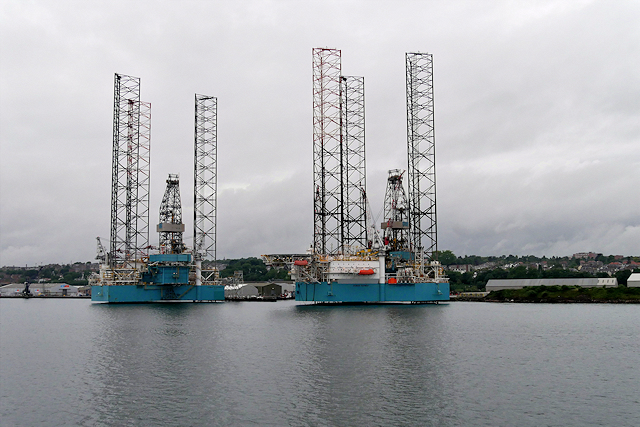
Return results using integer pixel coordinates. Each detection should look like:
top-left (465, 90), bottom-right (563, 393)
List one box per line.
top-left (212, 257), bottom-right (290, 282)
top-left (0, 263), bottom-right (94, 286)
top-left (436, 250), bottom-right (639, 268)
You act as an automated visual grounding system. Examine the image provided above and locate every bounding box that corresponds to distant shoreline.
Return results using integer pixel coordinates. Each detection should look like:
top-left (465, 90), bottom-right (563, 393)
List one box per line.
top-left (0, 295), bottom-right (90, 299)
top-left (453, 297), bottom-right (640, 304)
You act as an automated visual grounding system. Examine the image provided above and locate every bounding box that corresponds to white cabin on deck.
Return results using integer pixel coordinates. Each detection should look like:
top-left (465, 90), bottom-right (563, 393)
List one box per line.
top-left (328, 260), bottom-right (382, 283)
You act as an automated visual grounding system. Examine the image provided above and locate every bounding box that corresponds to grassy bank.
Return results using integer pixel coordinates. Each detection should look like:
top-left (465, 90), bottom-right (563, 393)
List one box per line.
top-left (486, 285), bottom-right (640, 303)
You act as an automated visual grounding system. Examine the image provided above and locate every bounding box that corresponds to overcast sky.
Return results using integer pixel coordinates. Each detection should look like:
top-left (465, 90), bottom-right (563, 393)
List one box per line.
top-left (1, 0), bottom-right (638, 267)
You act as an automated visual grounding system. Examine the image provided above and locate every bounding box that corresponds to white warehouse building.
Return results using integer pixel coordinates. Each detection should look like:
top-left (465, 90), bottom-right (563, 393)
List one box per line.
top-left (0, 283), bottom-right (81, 296)
top-left (486, 278), bottom-right (618, 292)
top-left (627, 273), bottom-right (640, 287)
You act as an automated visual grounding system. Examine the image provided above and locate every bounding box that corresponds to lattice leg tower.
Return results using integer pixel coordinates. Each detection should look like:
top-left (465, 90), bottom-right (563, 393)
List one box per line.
top-left (111, 74), bottom-right (150, 269)
top-left (406, 53), bottom-right (437, 260)
top-left (194, 94), bottom-right (217, 284)
top-left (340, 75), bottom-right (367, 254)
top-left (135, 101), bottom-right (151, 261)
top-left (313, 48), bottom-right (342, 255)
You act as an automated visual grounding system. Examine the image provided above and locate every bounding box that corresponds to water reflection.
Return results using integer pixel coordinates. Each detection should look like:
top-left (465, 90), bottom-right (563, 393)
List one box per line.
top-left (87, 303), bottom-right (230, 425)
top-left (288, 303), bottom-right (455, 426)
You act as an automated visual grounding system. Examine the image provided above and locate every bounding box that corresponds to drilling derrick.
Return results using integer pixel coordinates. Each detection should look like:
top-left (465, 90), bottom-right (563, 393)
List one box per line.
top-left (381, 169), bottom-right (410, 252)
top-left (194, 94), bottom-right (218, 285)
top-left (406, 52), bottom-right (437, 261)
top-left (110, 73), bottom-right (151, 270)
top-left (158, 174), bottom-right (186, 254)
top-left (341, 76), bottom-right (367, 254)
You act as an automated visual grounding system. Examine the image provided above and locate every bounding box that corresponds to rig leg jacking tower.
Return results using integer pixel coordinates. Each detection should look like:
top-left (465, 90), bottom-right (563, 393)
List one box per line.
top-left (91, 75), bottom-right (224, 303)
top-left (265, 49), bottom-right (448, 304)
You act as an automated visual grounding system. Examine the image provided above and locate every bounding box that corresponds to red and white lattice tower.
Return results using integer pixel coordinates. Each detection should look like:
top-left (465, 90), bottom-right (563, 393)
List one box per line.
top-left (312, 48), bottom-right (368, 256)
top-left (110, 73), bottom-right (151, 268)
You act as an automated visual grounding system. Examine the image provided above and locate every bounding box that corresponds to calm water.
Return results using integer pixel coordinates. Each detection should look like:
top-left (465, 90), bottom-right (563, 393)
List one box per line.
top-left (1, 299), bottom-right (638, 426)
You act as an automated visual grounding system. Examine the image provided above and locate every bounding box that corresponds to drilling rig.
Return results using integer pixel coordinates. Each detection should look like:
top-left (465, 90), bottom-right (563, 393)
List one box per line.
top-left (265, 49), bottom-right (448, 303)
top-left (91, 74), bottom-right (224, 303)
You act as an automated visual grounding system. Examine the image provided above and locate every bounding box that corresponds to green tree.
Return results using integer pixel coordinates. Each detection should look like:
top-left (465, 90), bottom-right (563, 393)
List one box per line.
top-left (438, 250), bottom-right (457, 266)
top-left (615, 270), bottom-right (632, 286)
top-left (219, 257), bottom-right (290, 281)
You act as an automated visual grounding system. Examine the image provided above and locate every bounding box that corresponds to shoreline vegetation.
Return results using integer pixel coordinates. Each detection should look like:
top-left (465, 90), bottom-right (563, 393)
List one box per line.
top-left (456, 285), bottom-right (640, 303)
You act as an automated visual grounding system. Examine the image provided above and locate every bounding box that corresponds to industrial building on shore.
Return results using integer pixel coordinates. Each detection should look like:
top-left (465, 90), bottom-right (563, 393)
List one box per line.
top-left (0, 282), bottom-right (84, 297)
top-left (486, 278), bottom-right (618, 292)
top-left (225, 282), bottom-right (295, 299)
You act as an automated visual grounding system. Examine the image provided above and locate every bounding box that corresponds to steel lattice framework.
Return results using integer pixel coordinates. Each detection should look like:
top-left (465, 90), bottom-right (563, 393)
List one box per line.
top-left (110, 73), bottom-right (150, 267)
top-left (313, 48), bottom-right (342, 255)
top-left (382, 169), bottom-right (410, 252)
top-left (159, 174), bottom-right (185, 254)
top-left (406, 52), bottom-right (437, 259)
top-left (136, 101), bottom-right (151, 259)
top-left (340, 75), bottom-right (367, 253)
top-left (193, 94), bottom-right (217, 262)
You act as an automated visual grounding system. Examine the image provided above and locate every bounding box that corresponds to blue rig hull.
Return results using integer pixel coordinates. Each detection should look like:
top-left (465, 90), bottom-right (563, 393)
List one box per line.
top-left (295, 281), bottom-right (450, 303)
top-left (91, 284), bottom-right (225, 303)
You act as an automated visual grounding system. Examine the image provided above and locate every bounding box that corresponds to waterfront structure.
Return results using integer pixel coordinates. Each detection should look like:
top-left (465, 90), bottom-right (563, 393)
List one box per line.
top-left (0, 283), bottom-right (81, 297)
top-left (254, 282), bottom-right (295, 297)
top-left (91, 75), bottom-right (224, 303)
top-left (486, 278), bottom-right (618, 292)
top-left (225, 284), bottom-right (259, 299)
top-left (628, 273), bottom-right (640, 287)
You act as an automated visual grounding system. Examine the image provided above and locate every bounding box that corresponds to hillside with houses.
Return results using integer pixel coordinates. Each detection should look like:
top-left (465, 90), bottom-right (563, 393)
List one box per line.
top-left (2, 252), bottom-right (638, 294)
top-left (439, 251), bottom-right (640, 292)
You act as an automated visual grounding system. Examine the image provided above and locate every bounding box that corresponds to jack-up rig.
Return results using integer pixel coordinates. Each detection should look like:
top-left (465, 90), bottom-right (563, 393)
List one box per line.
top-left (264, 48), bottom-right (449, 303)
top-left (91, 74), bottom-right (224, 303)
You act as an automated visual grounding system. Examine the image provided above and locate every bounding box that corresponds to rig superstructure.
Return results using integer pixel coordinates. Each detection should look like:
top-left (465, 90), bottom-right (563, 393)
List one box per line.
top-left (91, 75), bottom-right (224, 303)
top-left (264, 48), bottom-right (449, 303)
